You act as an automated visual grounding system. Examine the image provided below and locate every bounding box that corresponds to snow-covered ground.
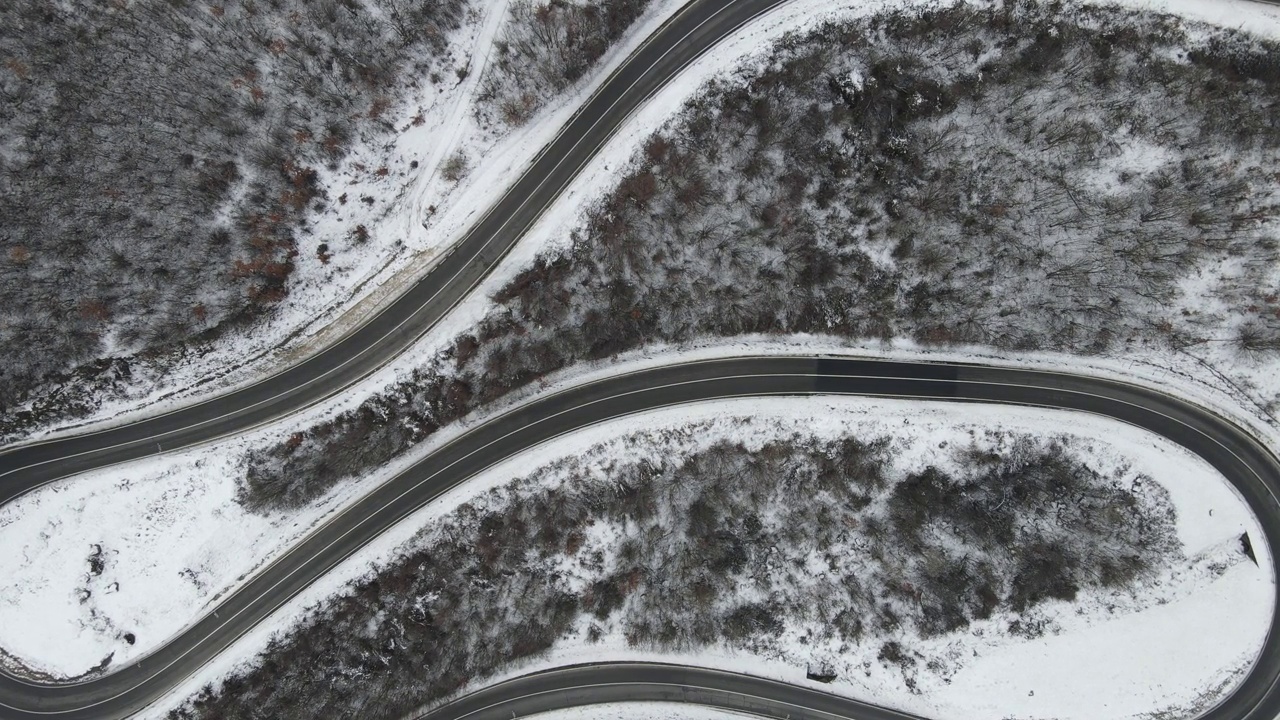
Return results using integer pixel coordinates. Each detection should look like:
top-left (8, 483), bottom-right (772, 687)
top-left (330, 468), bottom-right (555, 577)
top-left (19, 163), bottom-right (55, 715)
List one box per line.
top-left (123, 396), bottom-right (1272, 720)
top-left (0, 430), bottom-right (373, 678)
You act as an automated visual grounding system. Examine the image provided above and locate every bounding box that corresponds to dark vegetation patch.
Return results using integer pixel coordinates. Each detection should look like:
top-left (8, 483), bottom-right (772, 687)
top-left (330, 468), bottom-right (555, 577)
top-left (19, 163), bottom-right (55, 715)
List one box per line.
top-left (179, 430), bottom-right (1180, 719)
top-left (239, 0), bottom-right (1280, 513)
top-left (87, 544), bottom-right (105, 577)
top-left (0, 0), bottom-right (468, 428)
top-left (478, 0), bottom-right (655, 127)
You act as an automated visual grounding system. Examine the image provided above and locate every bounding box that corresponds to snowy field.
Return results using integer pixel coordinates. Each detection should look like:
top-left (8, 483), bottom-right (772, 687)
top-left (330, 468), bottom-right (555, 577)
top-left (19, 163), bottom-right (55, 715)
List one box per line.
top-left (0, 427), bottom-right (373, 678)
top-left (129, 396), bottom-right (1273, 720)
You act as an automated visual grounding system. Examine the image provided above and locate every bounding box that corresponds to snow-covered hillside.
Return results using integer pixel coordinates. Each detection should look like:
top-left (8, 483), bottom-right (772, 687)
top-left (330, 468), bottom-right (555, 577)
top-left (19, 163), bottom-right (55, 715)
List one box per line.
top-left (147, 396), bottom-right (1271, 720)
top-left (2, 1), bottom-right (1279, 718)
top-left (3, 0), bottom-right (690, 445)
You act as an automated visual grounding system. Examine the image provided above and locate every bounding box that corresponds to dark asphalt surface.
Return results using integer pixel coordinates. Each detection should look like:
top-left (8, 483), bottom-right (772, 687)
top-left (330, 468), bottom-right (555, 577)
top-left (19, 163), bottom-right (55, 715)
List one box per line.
top-left (2, 1), bottom-right (1280, 719)
top-left (417, 662), bottom-right (931, 720)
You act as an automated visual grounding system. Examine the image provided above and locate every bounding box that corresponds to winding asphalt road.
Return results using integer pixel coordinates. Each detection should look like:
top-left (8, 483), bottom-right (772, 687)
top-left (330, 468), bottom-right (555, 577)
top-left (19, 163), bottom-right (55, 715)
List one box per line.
top-left (2, 357), bottom-right (1280, 719)
top-left (418, 662), bottom-right (936, 720)
top-left (3, 1), bottom-right (1280, 720)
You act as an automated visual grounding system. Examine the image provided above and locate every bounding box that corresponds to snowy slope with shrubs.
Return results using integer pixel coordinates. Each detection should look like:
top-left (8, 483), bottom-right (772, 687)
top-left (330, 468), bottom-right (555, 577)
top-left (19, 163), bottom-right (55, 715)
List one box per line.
top-left (154, 397), bottom-right (1271, 720)
top-left (232, 0), bottom-right (1280, 531)
top-left (0, 0), bottom-right (474, 429)
top-left (1, 0), bottom-right (683, 445)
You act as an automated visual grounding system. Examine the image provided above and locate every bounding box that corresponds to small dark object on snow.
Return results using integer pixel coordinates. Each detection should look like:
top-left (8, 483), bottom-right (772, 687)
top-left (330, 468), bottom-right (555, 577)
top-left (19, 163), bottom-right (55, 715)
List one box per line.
top-left (807, 663), bottom-right (837, 683)
top-left (88, 544), bottom-right (105, 576)
top-left (91, 653), bottom-right (114, 674)
top-left (1241, 532), bottom-right (1258, 565)
top-left (123, 633), bottom-right (136, 645)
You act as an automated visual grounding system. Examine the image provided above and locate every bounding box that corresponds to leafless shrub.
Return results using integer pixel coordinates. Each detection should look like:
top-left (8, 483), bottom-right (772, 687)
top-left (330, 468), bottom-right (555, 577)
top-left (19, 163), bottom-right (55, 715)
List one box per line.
top-left (441, 150), bottom-right (469, 183)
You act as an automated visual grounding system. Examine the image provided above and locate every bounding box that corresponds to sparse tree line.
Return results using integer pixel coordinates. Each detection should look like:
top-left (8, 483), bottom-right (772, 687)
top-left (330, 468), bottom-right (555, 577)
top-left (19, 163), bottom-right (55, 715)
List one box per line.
top-left (477, 0), bottom-right (654, 127)
top-left (178, 427), bottom-right (1180, 719)
top-left (240, 0), bottom-right (1280, 514)
top-left (0, 0), bottom-right (469, 430)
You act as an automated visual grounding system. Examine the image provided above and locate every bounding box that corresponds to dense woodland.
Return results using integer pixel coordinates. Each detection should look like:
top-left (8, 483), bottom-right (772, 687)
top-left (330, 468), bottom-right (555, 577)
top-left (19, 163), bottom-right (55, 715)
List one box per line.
top-left (478, 0), bottom-right (654, 126)
top-left (0, 0), bottom-right (469, 417)
top-left (241, 0), bottom-right (1280, 512)
top-left (180, 429), bottom-right (1181, 719)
